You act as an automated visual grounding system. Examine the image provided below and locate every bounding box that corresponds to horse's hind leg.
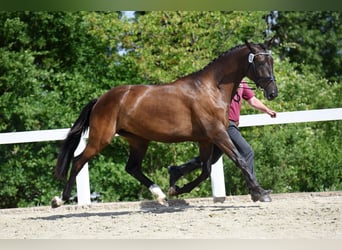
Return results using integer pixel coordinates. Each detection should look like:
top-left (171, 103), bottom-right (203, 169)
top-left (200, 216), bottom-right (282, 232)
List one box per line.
top-left (53, 125), bottom-right (115, 207)
top-left (124, 136), bottom-right (168, 205)
top-left (60, 153), bottom-right (89, 203)
top-left (52, 151), bottom-right (93, 207)
top-left (60, 138), bottom-right (109, 203)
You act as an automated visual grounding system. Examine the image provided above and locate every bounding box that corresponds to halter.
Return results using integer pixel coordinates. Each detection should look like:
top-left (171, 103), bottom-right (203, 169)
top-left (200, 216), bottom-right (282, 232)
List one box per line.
top-left (248, 52), bottom-right (271, 63)
top-left (247, 51), bottom-right (276, 88)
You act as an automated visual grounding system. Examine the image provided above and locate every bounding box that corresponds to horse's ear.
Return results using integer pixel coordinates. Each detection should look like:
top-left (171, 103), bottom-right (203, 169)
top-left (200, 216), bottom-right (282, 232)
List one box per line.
top-left (245, 40), bottom-right (255, 53)
top-left (265, 35), bottom-right (276, 49)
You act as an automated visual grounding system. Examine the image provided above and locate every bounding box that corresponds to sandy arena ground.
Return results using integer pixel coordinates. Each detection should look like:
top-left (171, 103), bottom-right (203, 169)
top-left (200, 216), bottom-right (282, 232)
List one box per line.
top-left (0, 192), bottom-right (341, 239)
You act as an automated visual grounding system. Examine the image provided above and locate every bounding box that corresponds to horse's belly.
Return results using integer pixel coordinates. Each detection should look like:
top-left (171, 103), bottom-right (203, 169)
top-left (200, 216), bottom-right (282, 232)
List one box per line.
top-left (123, 114), bottom-right (196, 142)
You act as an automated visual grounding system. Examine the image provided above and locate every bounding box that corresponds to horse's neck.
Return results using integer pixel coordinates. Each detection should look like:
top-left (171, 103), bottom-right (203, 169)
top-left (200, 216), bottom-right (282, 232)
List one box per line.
top-left (176, 47), bottom-right (246, 103)
top-left (199, 50), bottom-right (246, 105)
top-left (204, 53), bottom-right (246, 87)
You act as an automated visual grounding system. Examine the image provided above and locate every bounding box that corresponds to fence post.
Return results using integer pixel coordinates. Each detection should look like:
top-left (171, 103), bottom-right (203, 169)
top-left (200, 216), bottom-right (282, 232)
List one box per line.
top-left (210, 156), bottom-right (226, 202)
top-left (74, 135), bottom-right (91, 205)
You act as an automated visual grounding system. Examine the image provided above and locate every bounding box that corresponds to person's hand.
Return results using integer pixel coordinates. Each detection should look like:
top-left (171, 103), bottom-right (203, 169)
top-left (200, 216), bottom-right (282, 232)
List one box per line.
top-left (267, 109), bottom-right (277, 118)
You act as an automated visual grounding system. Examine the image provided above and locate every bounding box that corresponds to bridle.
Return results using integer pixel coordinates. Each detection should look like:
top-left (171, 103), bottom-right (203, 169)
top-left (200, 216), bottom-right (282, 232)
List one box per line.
top-left (247, 50), bottom-right (276, 88)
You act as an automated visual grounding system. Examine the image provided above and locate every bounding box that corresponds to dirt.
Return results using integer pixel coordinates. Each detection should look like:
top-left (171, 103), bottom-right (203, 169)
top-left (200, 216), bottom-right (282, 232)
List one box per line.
top-left (0, 192), bottom-right (341, 239)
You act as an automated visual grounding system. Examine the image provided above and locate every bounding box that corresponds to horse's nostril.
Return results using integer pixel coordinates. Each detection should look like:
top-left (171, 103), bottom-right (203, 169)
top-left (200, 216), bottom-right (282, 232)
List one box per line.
top-left (269, 92), bottom-right (278, 100)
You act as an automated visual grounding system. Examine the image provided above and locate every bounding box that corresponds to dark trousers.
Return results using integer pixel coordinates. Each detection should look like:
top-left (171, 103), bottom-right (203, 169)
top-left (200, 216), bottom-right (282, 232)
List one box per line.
top-left (176, 121), bottom-right (255, 178)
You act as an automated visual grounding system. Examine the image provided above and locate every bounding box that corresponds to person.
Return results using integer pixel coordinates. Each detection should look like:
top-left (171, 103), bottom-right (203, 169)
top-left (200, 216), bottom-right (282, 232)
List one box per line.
top-left (168, 80), bottom-right (277, 202)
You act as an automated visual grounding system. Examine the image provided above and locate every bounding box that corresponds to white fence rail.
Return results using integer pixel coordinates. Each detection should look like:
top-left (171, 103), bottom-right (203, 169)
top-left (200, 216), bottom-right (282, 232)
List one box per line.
top-left (1, 108), bottom-right (342, 205)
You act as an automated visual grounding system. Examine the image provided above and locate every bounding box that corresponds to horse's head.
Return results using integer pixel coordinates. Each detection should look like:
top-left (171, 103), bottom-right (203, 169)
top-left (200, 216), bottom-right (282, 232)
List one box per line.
top-left (245, 37), bottom-right (278, 100)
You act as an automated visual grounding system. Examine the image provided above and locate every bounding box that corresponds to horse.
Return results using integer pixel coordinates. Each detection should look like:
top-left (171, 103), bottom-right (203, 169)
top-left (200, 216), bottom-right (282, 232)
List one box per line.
top-left (51, 38), bottom-right (278, 208)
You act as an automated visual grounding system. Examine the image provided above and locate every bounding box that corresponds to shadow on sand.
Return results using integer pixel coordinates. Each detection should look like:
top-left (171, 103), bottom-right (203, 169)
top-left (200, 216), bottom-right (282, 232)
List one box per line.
top-left (27, 198), bottom-right (260, 221)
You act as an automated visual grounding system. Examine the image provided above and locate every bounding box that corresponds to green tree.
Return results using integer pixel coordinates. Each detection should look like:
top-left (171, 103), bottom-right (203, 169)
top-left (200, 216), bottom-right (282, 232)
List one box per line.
top-left (0, 11), bottom-right (132, 207)
top-left (270, 11), bottom-right (342, 83)
top-left (122, 11), bottom-right (269, 83)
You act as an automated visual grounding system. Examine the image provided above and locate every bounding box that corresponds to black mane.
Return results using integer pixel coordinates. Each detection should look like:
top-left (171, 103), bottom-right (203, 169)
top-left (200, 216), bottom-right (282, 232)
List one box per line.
top-left (177, 42), bottom-right (264, 81)
top-left (201, 44), bottom-right (246, 71)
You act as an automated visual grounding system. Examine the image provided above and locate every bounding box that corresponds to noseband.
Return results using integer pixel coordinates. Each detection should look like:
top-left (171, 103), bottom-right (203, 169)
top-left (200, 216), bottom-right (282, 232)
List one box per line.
top-left (247, 51), bottom-right (275, 88)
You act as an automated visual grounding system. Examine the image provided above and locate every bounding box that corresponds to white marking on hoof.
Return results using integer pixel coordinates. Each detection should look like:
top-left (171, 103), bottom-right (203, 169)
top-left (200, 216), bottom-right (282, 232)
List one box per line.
top-left (51, 196), bottom-right (64, 208)
top-left (149, 184), bottom-right (168, 206)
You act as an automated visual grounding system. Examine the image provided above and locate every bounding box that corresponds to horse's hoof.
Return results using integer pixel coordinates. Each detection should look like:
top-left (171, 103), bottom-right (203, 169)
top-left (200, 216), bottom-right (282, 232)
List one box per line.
top-left (51, 196), bottom-right (64, 208)
top-left (157, 197), bottom-right (169, 206)
top-left (251, 190), bottom-right (272, 202)
top-left (258, 193), bottom-right (272, 202)
top-left (168, 187), bottom-right (177, 196)
top-left (168, 185), bottom-right (180, 196)
top-left (149, 184), bottom-right (168, 206)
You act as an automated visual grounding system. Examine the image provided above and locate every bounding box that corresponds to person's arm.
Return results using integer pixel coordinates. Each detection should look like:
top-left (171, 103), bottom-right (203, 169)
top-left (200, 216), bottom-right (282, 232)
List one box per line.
top-left (247, 96), bottom-right (277, 118)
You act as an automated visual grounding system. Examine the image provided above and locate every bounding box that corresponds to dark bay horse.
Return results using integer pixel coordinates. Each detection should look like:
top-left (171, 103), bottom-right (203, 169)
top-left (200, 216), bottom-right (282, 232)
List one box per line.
top-left (52, 38), bottom-right (278, 208)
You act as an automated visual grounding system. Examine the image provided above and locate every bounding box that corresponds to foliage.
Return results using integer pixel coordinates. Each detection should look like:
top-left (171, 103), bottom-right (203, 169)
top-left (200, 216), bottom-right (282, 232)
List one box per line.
top-left (0, 11), bottom-right (341, 208)
top-left (270, 11), bottom-right (342, 83)
top-left (122, 11), bottom-right (268, 83)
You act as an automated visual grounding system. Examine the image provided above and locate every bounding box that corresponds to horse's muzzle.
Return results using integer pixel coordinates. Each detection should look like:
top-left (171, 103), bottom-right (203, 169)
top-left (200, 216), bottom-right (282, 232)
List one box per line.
top-left (266, 91), bottom-right (278, 100)
top-left (264, 83), bottom-right (278, 100)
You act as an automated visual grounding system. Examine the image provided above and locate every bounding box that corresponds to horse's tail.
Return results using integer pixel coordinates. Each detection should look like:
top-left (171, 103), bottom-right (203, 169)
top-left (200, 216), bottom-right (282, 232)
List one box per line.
top-left (54, 99), bottom-right (98, 181)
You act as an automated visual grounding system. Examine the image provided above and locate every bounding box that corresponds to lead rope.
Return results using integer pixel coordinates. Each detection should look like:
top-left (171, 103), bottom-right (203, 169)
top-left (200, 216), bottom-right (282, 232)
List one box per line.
top-left (238, 84), bottom-right (257, 90)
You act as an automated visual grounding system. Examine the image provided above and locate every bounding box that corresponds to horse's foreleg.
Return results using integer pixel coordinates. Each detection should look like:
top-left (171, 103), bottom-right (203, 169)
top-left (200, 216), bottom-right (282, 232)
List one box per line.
top-left (169, 169), bottom-right (210, 196)
top-left (168, 144), bottom-right (223, 193)
top-left (214, 130), bottom-right (270, 202)
top-left (168, 157), bottom-right (201, 193)
top-left (125, 137), bottom-right (168, 206)
top-left (169, 143), bottom-right (213, 196)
